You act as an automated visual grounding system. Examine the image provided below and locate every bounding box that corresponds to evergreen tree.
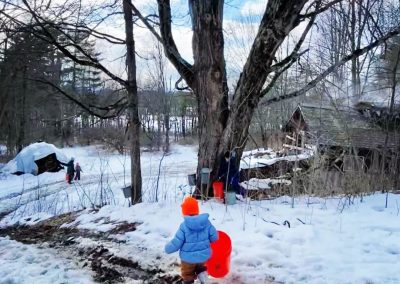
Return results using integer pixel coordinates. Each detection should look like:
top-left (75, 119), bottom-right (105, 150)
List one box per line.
top-left (60, 31), bottom-right (103, 135)
top-left (0, 28), bottom-right (63, 153)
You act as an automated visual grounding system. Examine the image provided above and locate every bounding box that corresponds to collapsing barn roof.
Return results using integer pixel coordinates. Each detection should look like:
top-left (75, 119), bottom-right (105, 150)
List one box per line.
top-left (285, 104), bottom-right (400, 151)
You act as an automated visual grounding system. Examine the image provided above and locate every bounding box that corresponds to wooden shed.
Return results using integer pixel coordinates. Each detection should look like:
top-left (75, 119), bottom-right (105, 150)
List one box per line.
top-left (283, 103), bottom-right (400, 172)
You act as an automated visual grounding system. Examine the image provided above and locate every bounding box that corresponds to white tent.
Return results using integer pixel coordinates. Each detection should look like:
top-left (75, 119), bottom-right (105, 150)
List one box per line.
top-left (1, 142), bottom-right (69, 175)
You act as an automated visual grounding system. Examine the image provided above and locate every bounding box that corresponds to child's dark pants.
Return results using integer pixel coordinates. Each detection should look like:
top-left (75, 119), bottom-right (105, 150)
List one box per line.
top-left (180, 261), bottom-right (206, 283)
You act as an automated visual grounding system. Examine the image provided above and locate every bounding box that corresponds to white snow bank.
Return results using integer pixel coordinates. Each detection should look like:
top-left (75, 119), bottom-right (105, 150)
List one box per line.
top-left (241, 147), bottom-right (274, 158)
top-left (240, 178), bottom-right (292, 190)
top-left (1, 142), bottom-right (69, 175)
top-left (240, 149), bottom-right (314, 169)
top-left (0, 237), bottom-right (94, 284)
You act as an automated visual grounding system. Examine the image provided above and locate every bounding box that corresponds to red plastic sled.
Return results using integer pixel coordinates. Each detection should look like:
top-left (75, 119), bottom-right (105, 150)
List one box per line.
top-left (206, 230), bottom-right (232, 278)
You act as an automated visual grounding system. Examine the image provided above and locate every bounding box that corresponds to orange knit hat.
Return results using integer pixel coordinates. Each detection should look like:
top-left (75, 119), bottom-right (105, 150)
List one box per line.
top-left (181, 197), bottom-right (199, 216)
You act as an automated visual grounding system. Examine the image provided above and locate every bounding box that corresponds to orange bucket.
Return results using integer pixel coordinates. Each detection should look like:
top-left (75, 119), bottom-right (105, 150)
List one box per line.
top-left (206, 230), bottom-right (232, 278)
top-left (213, 181), bottom-right (224, 201)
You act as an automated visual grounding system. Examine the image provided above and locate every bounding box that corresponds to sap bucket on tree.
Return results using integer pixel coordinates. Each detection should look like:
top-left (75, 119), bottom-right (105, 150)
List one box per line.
top-left (212, 181), bottom-right (224, 202)
top-left (121, 186), bottom-right (132, 199)
top-left (187, 173), bottom-right (196, 186)
top-left (206, 230), bottom-right (232, 278)
top-left (200, 168), bottom-right (211, 184)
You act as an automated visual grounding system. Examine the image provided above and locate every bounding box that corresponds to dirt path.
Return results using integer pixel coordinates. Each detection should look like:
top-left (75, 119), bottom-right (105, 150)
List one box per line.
top-left (0, 212), bottom-right (181, 284)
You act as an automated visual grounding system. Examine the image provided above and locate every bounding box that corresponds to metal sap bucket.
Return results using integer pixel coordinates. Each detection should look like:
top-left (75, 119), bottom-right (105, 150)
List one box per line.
top-left (225, 191), bottom-right (236, 205)
top-left (188, 174), bottom-right (196, 186)
top-left (122, 186), bottom-right (132, 198)
top-left (200, 168), bottom-right (211, 184)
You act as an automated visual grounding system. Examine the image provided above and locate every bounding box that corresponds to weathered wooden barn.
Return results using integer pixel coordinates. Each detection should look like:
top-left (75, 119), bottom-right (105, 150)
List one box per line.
top-left (279, 103), bottom-right (400, 193)
top-left (283, 103), bottom-right (400, 175)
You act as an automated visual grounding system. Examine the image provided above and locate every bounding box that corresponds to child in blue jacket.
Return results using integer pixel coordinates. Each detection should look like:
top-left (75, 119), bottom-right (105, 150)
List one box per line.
top-left (165, 197), bottom-right (218, 284)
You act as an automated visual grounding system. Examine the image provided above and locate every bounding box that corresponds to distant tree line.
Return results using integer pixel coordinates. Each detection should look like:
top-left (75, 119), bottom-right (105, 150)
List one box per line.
top-left (0, 26), bottom-right (198, 157)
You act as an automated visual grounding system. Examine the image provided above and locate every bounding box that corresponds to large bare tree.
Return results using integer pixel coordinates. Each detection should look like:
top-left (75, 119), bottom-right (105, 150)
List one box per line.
top-left (132, 0), bottom-right (400, 195)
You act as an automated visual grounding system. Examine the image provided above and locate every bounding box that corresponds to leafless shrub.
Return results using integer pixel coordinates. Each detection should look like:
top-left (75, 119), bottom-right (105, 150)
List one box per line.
top-left (77, 127), bottom-right (126, 154)
top-left (176, 136), bottom-right (198, 146)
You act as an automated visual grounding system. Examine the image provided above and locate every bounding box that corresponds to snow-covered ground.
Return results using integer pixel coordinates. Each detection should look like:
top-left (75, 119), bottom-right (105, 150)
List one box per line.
top-left (0, 236), bottom-right (94, 283)
top-left (0, 145), bottom-right (196, 224)
top-left (1, 144), bottom-right (400, 283)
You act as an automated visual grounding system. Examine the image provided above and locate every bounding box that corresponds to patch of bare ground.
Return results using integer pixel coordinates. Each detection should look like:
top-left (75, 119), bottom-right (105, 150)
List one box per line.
top-left (0, 211), bottom-right (181, 283)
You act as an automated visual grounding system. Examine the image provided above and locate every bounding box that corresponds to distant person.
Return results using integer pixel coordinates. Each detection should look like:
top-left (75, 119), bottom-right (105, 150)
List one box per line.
top-left (61, 158), bottom-right (75, 184)
top-left (165, 197), bottom-right (218, 284)
top-left (74, 162), bottom-right (82, 180)
top-left (218, 150), bottom-right (245, 198)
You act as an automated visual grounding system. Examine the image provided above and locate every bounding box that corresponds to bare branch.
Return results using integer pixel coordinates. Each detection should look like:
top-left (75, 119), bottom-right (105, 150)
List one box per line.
top-left (156, 0), bottom-right (194, 87)
top-left (175, 76), bottom-right (190, 91)
top-left (359, 0), bottom-right (384, 40)
top-left (263, 26), bottom-right (400, 105)
top-left (300, 0), bottom-right (344, 19)
top-left (126, 1), bottom-right (163, 42)
top-left (19, 0), bottom-right (127, 87)
top-left (32, 79), bottom-right (127, 119)
top-left (231, 0), bottom-right (309, 108)
top-left (125, 0), bottom-right (194, 87)
top-left (261, 49), bottom-right (309, 97)
top-left (268, 0), bottom-right (321, 74)
top-left (259, 0), bottom-right (321, 97)
top-left (56, 21), bottom-right (126, 45)
top-left (143, 14), bottom-right (159, 26)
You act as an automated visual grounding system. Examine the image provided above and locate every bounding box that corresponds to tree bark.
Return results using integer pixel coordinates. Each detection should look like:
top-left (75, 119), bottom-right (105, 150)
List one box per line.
top-left (123, 0), bottom-right (142, 204)
top-left (181, 115), bottom-right (185, 138)
top-left (164, 112), bottom-right (170, 152)
top-left (189, 0), bottom-right (229, 195)
top-left (16, 66), bottom-right (27, 153)
top-left (350, 0), bottom-right (359, 99)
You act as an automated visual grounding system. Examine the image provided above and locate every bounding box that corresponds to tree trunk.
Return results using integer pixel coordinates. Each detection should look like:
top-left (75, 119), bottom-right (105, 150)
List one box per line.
top-left (157, 114), bottom-right (161, 151)
top-left (190, 0), bottom-right (229, 195)
top-left (191, 116), bottom-right (195, 132)
top-left (189, 0), bottom-right (308, 195)
top-left (181, 114), bottom-right (185, 138)
top-left (164, 113), bottom-right (170, 152)
top-left (123, 0), bottom-right (142, 204)
top-left (219, 0), bottom-right (308, 161)
top-left (174, 122), bottom-right (177, 141)
top-left (350, 0), bottom-right (361, 100)
top-left (16, 66), bottom-right (27, 153)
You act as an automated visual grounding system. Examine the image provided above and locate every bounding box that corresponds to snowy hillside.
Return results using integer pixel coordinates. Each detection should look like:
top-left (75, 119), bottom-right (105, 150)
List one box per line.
top-left (0, 145), bottom-right (399, 283)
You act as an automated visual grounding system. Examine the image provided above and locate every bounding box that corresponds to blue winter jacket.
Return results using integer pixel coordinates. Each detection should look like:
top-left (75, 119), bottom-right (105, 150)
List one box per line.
top-left (165, 213), bottom-right (218, 264)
